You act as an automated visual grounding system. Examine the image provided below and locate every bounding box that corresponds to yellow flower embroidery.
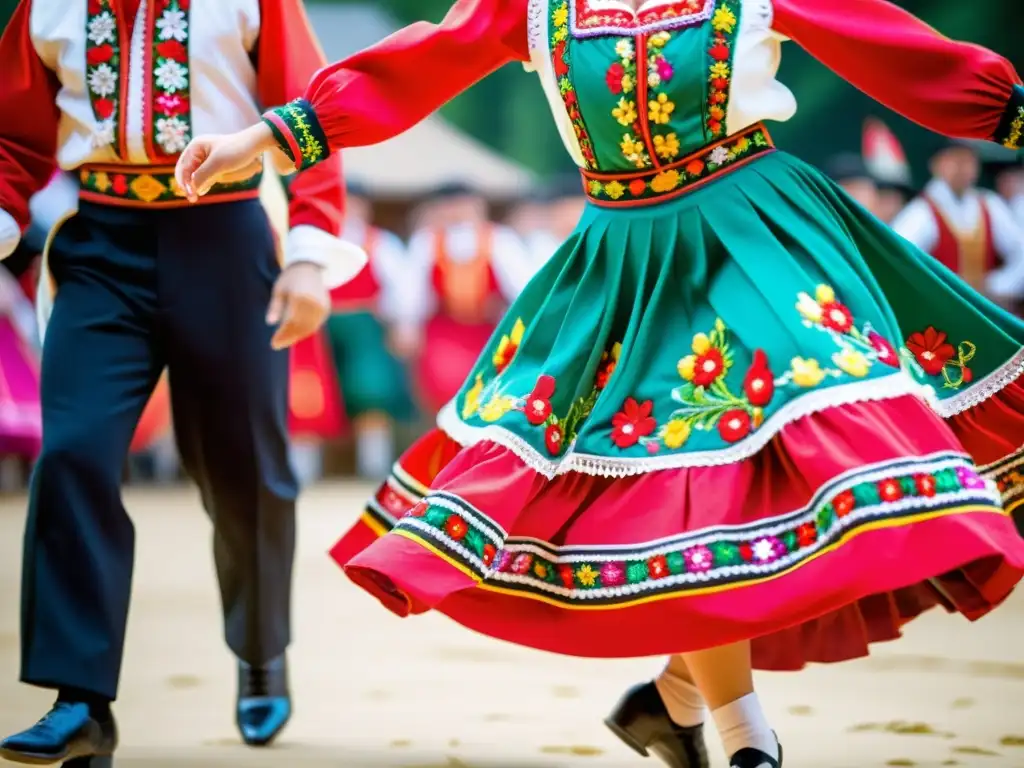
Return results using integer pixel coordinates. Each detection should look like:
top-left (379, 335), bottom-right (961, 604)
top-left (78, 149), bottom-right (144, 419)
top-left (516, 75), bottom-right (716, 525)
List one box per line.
top-left (791, 357), bottom-right (826, 388)
top-left (677, 331), bottom-right (716, 381)
top-left (621, 73), bottom-right (635, 94)
top-left (613, 98), bottom-right (638, 126)
top-left (795, 292), bottom-right (824, 324)
top-left (832, 348), bottom-right (871, 378)
top-left (677, 356), bottom-right (696, 381)
top-left (648, 93), bottom-right (675, 125)
top-left (588, 180), bottom-right (604, 197)
top-left (732, 137), bottom-right (751, 155)
top-left (604, 180), bottom-right (626, 200)
top-left (479, 395), bottom-right (517, 423)
top-left (620, 134), bottom-right (648, 168)
top-left (653, 133), bottom-right (680, 160)
top-left (553, 26), bottom-right (568, 43)
top-left (814, 284), bottom-right (836, 304)
top-left (534, 562), bottom-right (549, 579)
top-left (650, 169), bottom-right (681, 194)
top-left (649, 31), bottom-right (671, 48)
top-left (92, 171), bottom-right (112, 193)
top-left (691, 332), bottom-right (712, 355)
top-left (492, 318), bottom-right (526, 370)
top-left (662, 419), bottom-right (691, 449)
top-left (552, 3), bottom-right (569, 28)
top-left (709, 62), bottom-right (730, 80)
top-left (462, 374), bottom-right (484, 419)
top-left (576, 564), bottom-right (599, 587)
top-left (712, 6), bottom-right (738, 33)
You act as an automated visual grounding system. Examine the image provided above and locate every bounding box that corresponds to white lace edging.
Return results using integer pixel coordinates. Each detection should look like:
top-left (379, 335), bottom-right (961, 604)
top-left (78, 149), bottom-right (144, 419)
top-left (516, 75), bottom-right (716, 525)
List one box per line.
top-left (436, 373), bottom-right (932, 478)
top-left (925, 347), bottom-right (1024, 418)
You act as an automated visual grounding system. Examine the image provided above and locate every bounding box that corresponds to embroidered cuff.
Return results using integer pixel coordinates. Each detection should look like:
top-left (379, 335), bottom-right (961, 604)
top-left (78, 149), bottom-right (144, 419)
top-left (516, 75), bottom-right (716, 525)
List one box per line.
top-left (994, 84), bottom-right (1024, 150)
top-left (285, 225), bottom-right (368, 289)
top-left (262, 99), bottom-right (330, 172)
top-left (0, 209), bottom-right (21, 260)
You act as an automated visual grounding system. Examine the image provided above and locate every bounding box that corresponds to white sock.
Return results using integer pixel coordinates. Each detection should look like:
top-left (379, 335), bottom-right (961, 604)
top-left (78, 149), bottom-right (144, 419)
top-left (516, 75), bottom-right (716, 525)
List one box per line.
top-left (711, 693), bottom-right (778, 762)
top-left (289, 441), bottom-right (324, 487)
top-left (654, 665), bottom-right (706, 727)
top-left (355, 425), bottom-right (394, 480)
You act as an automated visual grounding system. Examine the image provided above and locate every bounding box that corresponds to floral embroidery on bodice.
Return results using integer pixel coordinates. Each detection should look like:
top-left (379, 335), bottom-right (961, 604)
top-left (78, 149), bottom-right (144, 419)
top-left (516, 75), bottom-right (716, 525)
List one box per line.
top-left (528, 0), bottom-right (797, 172)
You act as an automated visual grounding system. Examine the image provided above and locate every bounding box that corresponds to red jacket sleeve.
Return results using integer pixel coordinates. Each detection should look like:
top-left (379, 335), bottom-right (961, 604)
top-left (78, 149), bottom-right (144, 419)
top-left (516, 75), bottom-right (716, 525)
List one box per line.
top-left (261, 0), bottom-right (529, 171)
top-left (772, 0), bottom-right (1024, 147)
top-left (0, 0), bottom-right (61, 230)
top-left (256, 0), bottom-right (344, 235)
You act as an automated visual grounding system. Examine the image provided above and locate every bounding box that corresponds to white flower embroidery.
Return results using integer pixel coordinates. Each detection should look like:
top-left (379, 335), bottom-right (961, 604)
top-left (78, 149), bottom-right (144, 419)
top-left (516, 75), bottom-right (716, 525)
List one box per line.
top-left (87, 64), bottom-right (118, 97)
top-left (153, 59), bottom-right (188, 93)
top-left (614, 39), bottom-right (634, 59)
top-left (92, 118), bottom-right (116, 148)
top-left (709, 146), bottom-right (731, 166)
top-left (751, 538), bottom-right (776, 562)
top-left (155, 116), bottom-right (190, 154)
top-left (156, 9), bottom-right (188, 42)
top-left (87, 12), bottom-right (116, 46)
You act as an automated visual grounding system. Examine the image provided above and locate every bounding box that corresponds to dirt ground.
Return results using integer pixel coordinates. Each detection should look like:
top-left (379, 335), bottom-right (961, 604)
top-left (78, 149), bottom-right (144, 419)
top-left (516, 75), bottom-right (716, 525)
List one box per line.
top-left (0, 481), bottom-right (1021, 768)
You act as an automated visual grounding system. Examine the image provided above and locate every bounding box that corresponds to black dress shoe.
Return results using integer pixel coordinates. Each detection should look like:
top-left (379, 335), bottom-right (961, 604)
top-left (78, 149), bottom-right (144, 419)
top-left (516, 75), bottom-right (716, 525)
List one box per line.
top-left (0, 703), bottom-right (117, 765)
top-left (730, 741), bottom-right (783, 768)
top-left (236, 654), bottom-right (292, 747)
top-left (604, 682), bottom-right (709, 768)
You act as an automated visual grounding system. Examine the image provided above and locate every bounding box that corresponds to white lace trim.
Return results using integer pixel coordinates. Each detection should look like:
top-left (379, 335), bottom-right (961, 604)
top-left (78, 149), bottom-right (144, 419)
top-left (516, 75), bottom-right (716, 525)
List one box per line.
top-left (926, 347), bottom-right (1024, 417)
top-left (437, 373), bottom-right (933, 478)
top-left (526, 0), bottom-right (547, 62)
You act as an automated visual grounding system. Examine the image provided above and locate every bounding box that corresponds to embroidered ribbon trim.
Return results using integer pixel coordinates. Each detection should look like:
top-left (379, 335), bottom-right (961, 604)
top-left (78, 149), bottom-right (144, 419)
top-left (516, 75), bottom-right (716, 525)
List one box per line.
top-left (263, 99), bottom-right (330, 172)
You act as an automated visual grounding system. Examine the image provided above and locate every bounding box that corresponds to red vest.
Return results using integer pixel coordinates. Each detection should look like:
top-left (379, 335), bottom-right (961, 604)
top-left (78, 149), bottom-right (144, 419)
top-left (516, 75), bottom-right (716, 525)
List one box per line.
top-left (329, 227), bottom-right (381, 312)
top-left (923, 195), bottom-right (1000, 292)
top-left (429, 224), bottom-right (502, 324)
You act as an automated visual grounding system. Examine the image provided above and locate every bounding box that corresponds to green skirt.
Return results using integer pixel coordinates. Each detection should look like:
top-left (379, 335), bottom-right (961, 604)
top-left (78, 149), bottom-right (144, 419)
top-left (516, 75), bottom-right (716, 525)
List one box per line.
top-left (333, 150), bottom-right (1024, 666)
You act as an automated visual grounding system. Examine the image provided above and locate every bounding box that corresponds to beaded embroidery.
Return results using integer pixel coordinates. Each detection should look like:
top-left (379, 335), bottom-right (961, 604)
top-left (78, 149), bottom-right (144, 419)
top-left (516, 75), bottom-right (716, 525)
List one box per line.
top-left (550, 1), bottom-right (598, 169)
top-left (704, 0), bottom-right (741, 138)
top-left (571, 0), bottom-right (715, 38)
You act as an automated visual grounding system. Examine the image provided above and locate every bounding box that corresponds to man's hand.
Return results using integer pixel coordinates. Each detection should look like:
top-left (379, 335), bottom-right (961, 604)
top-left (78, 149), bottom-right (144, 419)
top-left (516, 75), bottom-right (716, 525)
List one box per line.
top-left (175, 123), bottom-right (277, 202)
top-left (267, 262), bottom-right (330, 350)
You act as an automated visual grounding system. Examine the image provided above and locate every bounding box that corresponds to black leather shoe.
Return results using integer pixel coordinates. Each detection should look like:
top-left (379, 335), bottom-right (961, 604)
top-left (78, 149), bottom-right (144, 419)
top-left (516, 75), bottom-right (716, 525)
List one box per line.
top-left (604, 682), bottom-right (709, 768)
top-left (730, 740), bottom-right (783, 768)
top-left (236, 655), bottom-right (291, 747)
top-left (0, 703), bottom-right (117, 765)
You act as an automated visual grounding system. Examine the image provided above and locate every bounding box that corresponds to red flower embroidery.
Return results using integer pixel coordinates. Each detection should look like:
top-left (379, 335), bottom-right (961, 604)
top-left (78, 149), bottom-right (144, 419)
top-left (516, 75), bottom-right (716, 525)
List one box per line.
top-left (718, 409), bottom-right (751, 443)
top-left (482, 544), bottom-right (497, 567)
top-left (86, 44), bottom-right (114, 66)
top-left (444, 515), bottom-right (469, 541)
top-left (709, 90), bottom-right (727, 105)
top-left (647, 555), bottom-right (669, 579)
top-left (961, 367), bottom-right (974, 383)
top-left (94, 98), bottom-right (115, 120)
top-left (112, 175), bottom-right (129, 195)
top-left (611, 398), bottom-right (656, 448)
top-left (544, 423), bottom-right (563, 455)
top-left (88, 0), bottom-right (104, 14)
top-left (877, 478), bottom-right (903, 502)
top-left (739, 542), bottom-right (753, 562)
top-left (553, 41), bottom-right (570, 77)
top-left (906, 327), bottom-right (955, 376)
top-left (511, 553), bottom-right (533, 574)
top-left (407, 501), bottom-right (428, 518)
top-left (685, 159), bottom-right (705, 177)
top-left (177, 0), bottom-right (189, 9)
top-left (605, 62), bottom-right (625, 94)
top-left (833, 489), bottom-right (856, 517)
top-left (708, 41), bottom-right (730, 61)
top-left (797, 522), bottom-right (817, 547)
top-left (914, 474), bottom-right (937, 497)
top-left (155, 93), bottom-right (190, 117)
top-left (742, 349), bottom-right (775, 407)
top-left (868, 331), bottom-right (900, 368)
top-left (558, 563), bottom-right (576, 589)
top-left (629, 179), bottom-right (647, 197)
top-left (820, 301), bottom-right (854, 333)
top-left (525, 375), bottom-right (555, 426)
top-left (156, 39), bottom-right (187, 62)
top-left (692, 347), bottom-right (725, 387)
top-left (708, 119), bottom-right (722, 136)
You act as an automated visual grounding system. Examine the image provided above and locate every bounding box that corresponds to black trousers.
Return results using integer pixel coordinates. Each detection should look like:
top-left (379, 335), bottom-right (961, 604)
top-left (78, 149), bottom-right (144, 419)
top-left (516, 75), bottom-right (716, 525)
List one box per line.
top-left (20, 200), bottom-right (297, 700)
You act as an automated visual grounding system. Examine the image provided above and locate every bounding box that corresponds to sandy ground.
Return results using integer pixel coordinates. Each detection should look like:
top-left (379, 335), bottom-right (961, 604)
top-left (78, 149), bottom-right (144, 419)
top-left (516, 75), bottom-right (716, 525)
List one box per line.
top-left (0, 481), bottom-right (1021, 768)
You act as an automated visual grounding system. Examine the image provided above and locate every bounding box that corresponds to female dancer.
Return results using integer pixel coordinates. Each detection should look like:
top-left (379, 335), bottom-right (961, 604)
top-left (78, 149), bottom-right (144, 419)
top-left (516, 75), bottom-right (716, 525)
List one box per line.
top-left (176, 1), bottom-right (1024, 765)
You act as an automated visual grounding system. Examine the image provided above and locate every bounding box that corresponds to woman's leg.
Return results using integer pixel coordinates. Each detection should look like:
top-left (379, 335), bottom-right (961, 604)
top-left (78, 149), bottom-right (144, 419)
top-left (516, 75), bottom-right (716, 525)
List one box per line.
top-left (655, 655), bottom-right (706, 727)
top-left (681, 642), bottom-right (779, 762)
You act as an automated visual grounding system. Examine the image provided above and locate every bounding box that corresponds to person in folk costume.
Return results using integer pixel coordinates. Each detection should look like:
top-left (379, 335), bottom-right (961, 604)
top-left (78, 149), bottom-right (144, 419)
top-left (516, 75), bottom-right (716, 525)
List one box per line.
top-left (822, 153), bottom-right (881, 217)
top-left (984, 148), bottom-right (1024, 233)
top-left (891, 139), bottom-right (1024, 311)
top-left (178, 0), bottom-right (1024, 765)
top-left (391, 181), bottom-right (536, 416)
top-left (504, 192), bottom-right (555, 266)
top-left (317, 180), bottom-right (418, 480)
top-left (0, 0), bottom-right (368, 762)
top-left (862, 116), bottom-right (916, 225)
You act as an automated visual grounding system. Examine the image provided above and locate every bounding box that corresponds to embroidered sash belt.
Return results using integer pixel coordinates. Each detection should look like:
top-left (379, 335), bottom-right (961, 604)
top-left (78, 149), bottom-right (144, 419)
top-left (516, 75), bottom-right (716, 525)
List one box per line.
top-left (78, 164), bottom-right (262, 209)
top-left (580, 122), bottom-right (776, 207)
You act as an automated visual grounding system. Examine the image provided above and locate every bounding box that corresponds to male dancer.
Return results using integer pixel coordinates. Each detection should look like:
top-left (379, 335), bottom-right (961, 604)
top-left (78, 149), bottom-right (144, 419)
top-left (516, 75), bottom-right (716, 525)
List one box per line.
top-left (0, 0), bottom-right (364, 762)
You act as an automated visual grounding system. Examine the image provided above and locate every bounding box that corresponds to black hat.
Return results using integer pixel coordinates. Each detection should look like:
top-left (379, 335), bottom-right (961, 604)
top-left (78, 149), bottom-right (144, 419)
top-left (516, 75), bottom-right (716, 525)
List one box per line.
top-left (346, 178), bottom-right (370, 198)
top-left (430, 180), bottom-right (478, 199)
top-left (823, 153), bottom-right (873, 184)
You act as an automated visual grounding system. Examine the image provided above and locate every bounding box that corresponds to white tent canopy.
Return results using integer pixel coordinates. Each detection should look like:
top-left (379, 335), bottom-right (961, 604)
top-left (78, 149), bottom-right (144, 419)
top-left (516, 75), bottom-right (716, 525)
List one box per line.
top-left (304, 3), bottom-right (536, 197)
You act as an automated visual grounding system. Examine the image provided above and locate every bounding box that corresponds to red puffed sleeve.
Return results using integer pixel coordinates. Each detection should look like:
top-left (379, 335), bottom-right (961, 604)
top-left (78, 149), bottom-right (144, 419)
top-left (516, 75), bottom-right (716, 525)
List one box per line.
top-left (256, 0), bottom-right (367, 288)
top-left (262, 0), bottom-right (529, 171)
top-left (0, 0), bottom-right (61, 242)
top-left (772, 0), bottom-right (1024, 147)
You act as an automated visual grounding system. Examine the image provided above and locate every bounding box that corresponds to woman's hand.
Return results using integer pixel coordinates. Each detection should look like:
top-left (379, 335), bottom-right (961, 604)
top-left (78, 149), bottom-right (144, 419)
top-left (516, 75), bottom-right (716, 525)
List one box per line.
top-left (175, 123), bottom-right (278, 202)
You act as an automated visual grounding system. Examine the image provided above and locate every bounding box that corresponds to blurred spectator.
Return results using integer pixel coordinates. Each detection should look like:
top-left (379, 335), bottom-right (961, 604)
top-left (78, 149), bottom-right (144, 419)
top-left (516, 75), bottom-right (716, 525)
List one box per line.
top-left (397, 182), bottom-right (536, 415)
top-left (824, 153), bottom-right (880, 215)
top-left (891, 140), bottom-right (1024, 306)
top-left (505, 195), bottom-right (554, 266)
top-left (987, 152), bottom-right (1024, 231)
top-left (862, 118), bottom-right (915, 225)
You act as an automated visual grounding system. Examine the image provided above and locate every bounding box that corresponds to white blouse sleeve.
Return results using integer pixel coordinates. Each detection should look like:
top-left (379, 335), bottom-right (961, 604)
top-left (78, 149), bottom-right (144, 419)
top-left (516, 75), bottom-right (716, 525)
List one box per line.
top-left (890, 198), bottom-right (939, 254)
top-left (983, 192), bottom-right (1024, 299)
top-left (489, 225), bottom-right (537, 301)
